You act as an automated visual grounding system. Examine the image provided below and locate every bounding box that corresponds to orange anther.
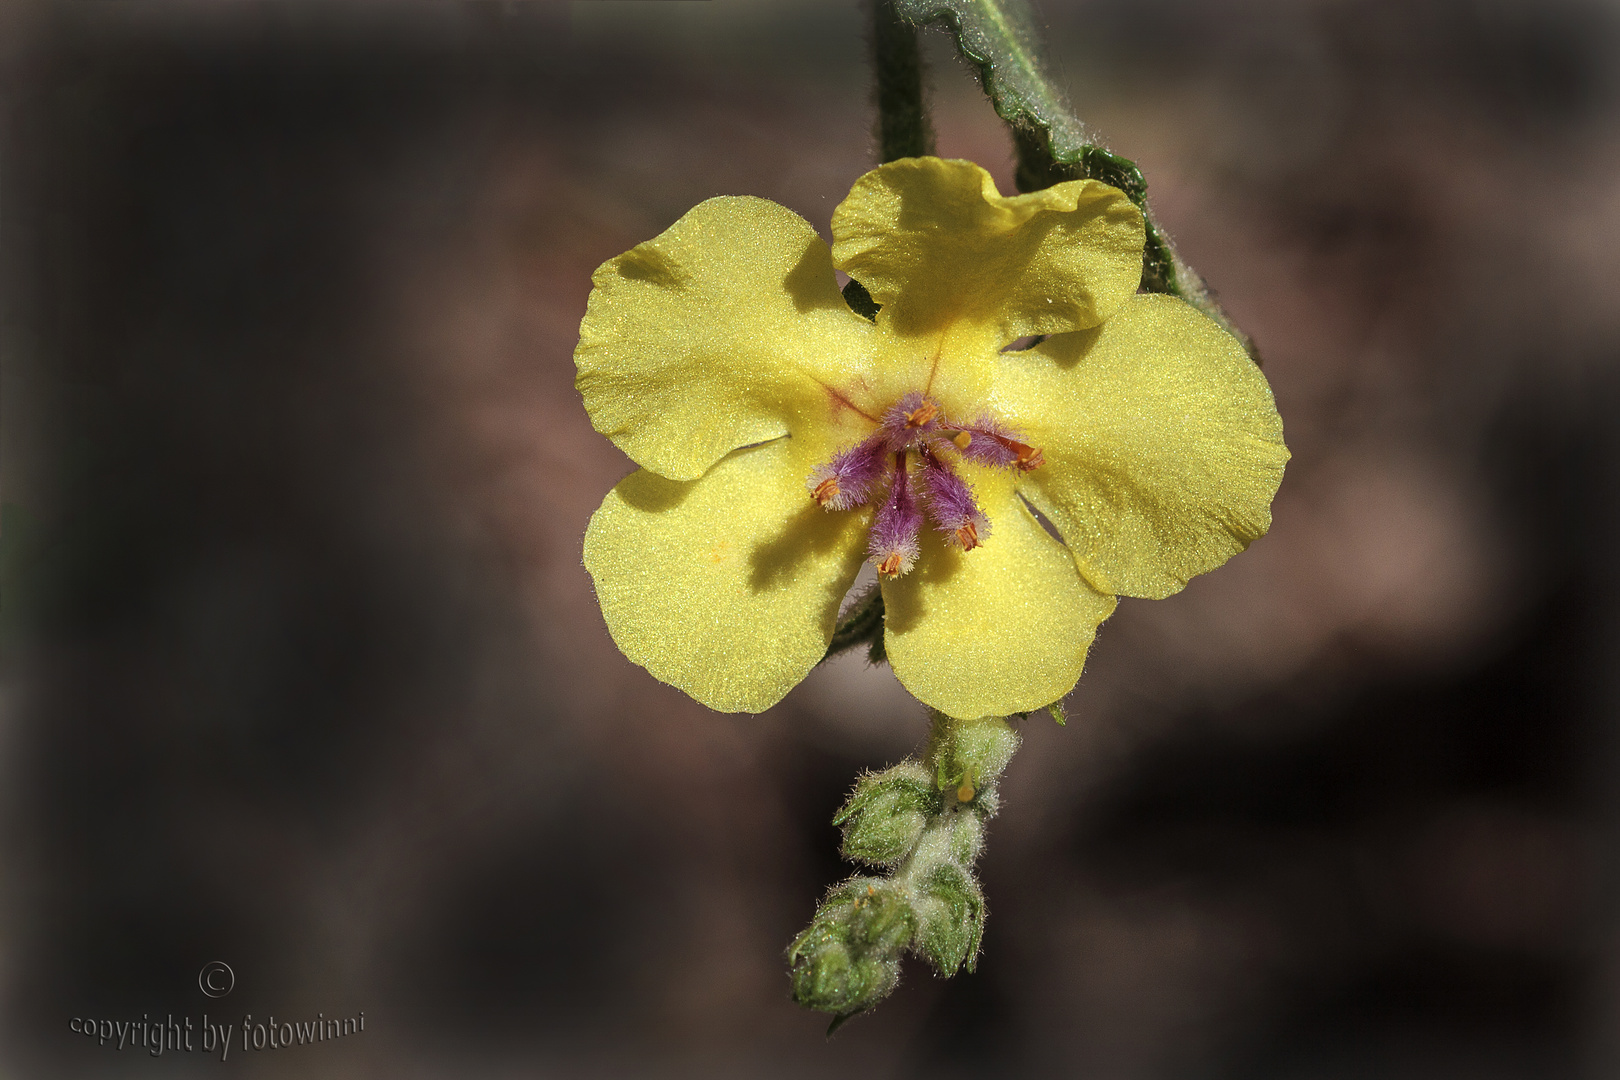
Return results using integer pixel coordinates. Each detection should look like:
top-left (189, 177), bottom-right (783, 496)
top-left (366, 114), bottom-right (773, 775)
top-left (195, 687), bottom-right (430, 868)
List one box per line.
top-left (905, 401), bottom-right (938, 428)
top-left (877, 552), bottom-right (904, 578)
top-left (1012, 442), bottom-right (1045, 471)
top-left (952, 431), bottom-right (972, 450)
top-left (812, 477), bottom-right (840, 506)
top-left (954, 521), bottom-right (981, 550)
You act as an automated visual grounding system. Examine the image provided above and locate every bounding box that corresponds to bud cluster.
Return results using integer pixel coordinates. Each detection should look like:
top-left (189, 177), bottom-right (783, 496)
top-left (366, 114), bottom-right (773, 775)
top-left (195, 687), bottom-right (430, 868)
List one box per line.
top-left (787, 713), bottom-right (1021, 1025)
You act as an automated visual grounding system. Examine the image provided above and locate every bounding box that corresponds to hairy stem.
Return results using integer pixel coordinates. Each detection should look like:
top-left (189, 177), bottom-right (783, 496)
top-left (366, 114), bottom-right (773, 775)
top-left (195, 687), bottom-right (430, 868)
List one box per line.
top-left (872, 0), bottom-right (938, 163)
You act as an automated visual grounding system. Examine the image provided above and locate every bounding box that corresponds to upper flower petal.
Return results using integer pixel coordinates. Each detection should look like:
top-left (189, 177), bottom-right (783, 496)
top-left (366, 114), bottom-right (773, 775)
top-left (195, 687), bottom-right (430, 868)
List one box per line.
top-left (576, 196), bottom-right (877, 481)
top-left (830, 157), bottom-right (1143, 343)
top-left (998, 294), bottom-right (1289, 600)
top-left (583, 436), bottom-right (868, 714)
top-left (881, 467), bottom-right (1116, 719)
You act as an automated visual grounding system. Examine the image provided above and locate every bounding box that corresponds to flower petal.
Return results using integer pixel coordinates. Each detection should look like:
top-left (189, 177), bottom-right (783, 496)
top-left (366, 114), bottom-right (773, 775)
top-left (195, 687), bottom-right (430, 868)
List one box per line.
top-left (882, 470), bottom-right (1115, 719)
top-left (576, 196), bottom-right (877, 481)
top-left (830, 157), bottom-right (1143, 342)
top-left (583, 437), bottom-right (868, 713)
top-left (998, 294), bottom-right (1289, 600)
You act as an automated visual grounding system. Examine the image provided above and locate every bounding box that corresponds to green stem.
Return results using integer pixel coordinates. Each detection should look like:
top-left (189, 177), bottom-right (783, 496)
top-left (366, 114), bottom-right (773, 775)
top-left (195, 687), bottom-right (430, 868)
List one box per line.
top-left (872, 0), bottom-right (937, 163)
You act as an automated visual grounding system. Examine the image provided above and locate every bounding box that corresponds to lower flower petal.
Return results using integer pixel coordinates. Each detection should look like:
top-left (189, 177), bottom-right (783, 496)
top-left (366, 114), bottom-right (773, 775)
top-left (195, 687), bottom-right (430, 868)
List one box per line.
top-left (584, 438), bottom-right (869, 713)
top-left (881, 472), bottom-right (1116, 720)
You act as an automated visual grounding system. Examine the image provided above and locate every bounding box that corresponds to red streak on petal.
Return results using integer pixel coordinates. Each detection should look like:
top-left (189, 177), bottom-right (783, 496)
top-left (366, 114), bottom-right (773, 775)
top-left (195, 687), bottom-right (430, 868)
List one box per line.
top-left (812, 379), bottom-right (879, 424)
top-left (922, 339), bottom-right (946, 397)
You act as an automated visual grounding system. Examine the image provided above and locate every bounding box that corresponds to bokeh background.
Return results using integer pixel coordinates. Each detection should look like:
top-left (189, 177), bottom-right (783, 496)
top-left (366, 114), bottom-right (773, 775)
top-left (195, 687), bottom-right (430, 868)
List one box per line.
top-left (4, 0), bottom-right (1620, 1076)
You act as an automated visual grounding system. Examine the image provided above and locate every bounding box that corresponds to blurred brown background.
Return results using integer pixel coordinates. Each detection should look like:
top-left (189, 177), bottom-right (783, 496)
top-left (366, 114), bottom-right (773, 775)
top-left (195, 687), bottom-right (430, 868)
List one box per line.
top-left (3, 0), bottom-right (1619, 1076)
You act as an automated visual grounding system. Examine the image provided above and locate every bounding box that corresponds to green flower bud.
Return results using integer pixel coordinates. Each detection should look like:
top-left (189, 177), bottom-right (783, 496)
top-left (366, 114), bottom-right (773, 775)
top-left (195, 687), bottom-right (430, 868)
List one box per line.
top-left (912, 860), bottom-right (986, 976)
top-left (834, 762), bottom-right (937, 867)
top-left (929, 712), bottom-right (1020, 795)
top-left (788, 878), bottom-right (914, 1015)
top-left (941, 803), bottom-right (986, 866)
top-left (819, 878), bottom-right (915, 952)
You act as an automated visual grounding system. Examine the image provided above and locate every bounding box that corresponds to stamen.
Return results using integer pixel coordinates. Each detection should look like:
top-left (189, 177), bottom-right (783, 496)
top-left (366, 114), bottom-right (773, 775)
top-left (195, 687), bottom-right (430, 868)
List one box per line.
top-left (1010, 441), bottom-right (1045, 471)
top-left (807, 392), bottom-right (1029, 575)
top-left (878, 391), bottom-right (941, 446)
top-left (948, 414), bottom-right (1044, 473)
top-left (918, 447), bottom-right (990, 550)
top-left (806, 431), bottom-right (890, 511)
top-left (868, 452), bottom-right (921, 577)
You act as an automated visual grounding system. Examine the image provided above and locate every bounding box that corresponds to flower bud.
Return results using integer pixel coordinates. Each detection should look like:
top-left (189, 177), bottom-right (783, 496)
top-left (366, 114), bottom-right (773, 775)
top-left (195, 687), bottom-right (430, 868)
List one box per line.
top-left (912, 860), bottom-right (986, 976)
top-left (834, 762), bottom-right (936, 867)
top-left (788, 878), bottom-right (914, 1016)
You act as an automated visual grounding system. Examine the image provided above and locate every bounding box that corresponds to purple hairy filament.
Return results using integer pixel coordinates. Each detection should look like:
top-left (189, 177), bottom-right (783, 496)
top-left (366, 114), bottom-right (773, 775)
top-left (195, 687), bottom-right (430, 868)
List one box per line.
top-left (806, 393), bottom-right (1044, 579)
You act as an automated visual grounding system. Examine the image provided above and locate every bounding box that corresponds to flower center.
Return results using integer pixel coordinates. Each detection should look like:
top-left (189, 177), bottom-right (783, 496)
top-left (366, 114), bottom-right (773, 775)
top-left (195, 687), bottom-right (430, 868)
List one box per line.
top-left (806, 393), bottom-right (1044, 578)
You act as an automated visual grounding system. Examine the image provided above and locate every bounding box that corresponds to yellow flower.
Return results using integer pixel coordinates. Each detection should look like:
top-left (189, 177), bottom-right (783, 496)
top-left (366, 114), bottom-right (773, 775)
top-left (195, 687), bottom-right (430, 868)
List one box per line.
top-left (576, 157), bottom-right (1288, 720)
